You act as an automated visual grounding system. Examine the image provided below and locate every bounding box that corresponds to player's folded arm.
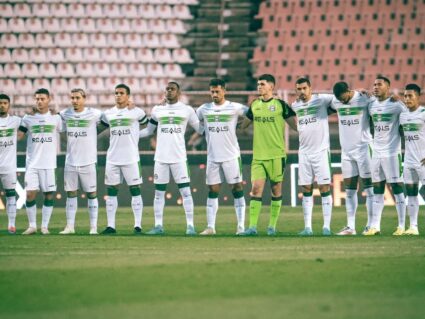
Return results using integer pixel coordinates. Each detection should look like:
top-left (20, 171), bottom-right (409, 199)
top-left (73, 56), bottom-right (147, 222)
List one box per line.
top-left (139, 119), bottom-right (157, 138)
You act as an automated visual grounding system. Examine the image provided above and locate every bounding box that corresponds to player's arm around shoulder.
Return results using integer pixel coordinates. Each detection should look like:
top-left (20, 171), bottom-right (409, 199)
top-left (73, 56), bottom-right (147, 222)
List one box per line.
top-left (240, 100), bottom-right (256, 129)
top-left (139, 105), bottom-right (157, 139)
top-left (17, 115), bottom-right (29, 140)
top-left (280, 99), bottom-right (297, 131)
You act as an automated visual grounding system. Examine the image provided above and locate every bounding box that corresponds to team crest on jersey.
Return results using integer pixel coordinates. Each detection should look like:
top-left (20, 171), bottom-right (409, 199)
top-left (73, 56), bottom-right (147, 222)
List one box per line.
top-left (268, 105), bottom-right (276, 112)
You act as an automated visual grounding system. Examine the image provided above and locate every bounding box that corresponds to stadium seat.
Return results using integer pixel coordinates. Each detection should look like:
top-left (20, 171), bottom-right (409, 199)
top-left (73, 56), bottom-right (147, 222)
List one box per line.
top-left (140, 78), bottom-right (161, 93)
top-left (68, 78), bottom-right (87, 90)
top-left (13, 3), bottom-right (32, 17)
top-left (138, 4), bottom-right (156, 19)
top-left (156, 4), bottom-right (173, 19)
top-left (97, 18), bottom-right (115, 33)
top-left (68, 3), bottom-right (86, 17)
top-left (110, 63), bottom-right (129, 77)
top-left (0, 78), bottom-right (16, 93)
top-left (85, 93), bottom-right (98, 106)
top-left (160, 34), bottom-right (180, 48)
top-left (54, 33), bottom-right (72, 47)
top-left (14, 78), bottom-right (33, 94)
top-left (0, 48), bottom-right (12, 63)
top-left (123, 77), bottom-right (141, 92)
top-left (42, 17), bottom-right (61, 33)
top-left (146, 63), bottom-right (165, 78)
top-left (127, 63), bottom-right (147, 78)
top-left (35, 33), bottom-right (54, 48)
top-left (98, 93), bottom-right (113, 106)
top-left (172, 48), bottom-right (193, 63)
top-left (104, 76), bottom-right (122, 90)
top-left (103, 3), bottom-right (122, 18)
top-left (33, 3), bottom-right (51, 18)
top-left (50, 3), bottom-right (68, 18)
top-left (79, 18), bottom-right (97, 33)
top-left (72, 33), bottom-right (90, 47)
top-left (164, 64), bottom-right (185, 78)
top-left (47, 48), bottom-right (66, 63)
top-left (33, 78), bottom-right (51, 90)
top-left (100, 48), bottom-right (119, 62)
top-left (76, 63), bottom-right (95, 78)
top-left (114, 18), bottom-right (131, 33)
top-left (94, 62), bottom-right (111, 77)
top-left (11, 48), bottom-right (29, 63)
top-left (61, 17), bottom-right (79, 33)
top-left (120, 4), bottom-right (139, 19)
top-left (83, 48), bottom-right (101, 62)
top-left (104, 33), bottom-right (123, 48)
top-left (143, 34), bottom-right (161, 48)
top-left (86, 3), bottom-right (104, 18)
top-left (51, 78), bottom-right (69, 94)
top-left (149, 19), bottom-right (167, 34)
top-left (87, 77), bottom-right (105, 92)
top-left (154, 48), bottom-right (173, 63)
top-left (118, 48), bottom-right (137, 62)
top-left (12, 95), bottom-right (29, 107)
top-left (39, 63), bottom-right (58, 78)
top-left (1, 34), bottom-right (19, 49)
top-left (124, 33), bottom-right (142, 48)
top-left (7, 17), bottom-right (26, 33)
top-left (130, 19), bottom-right (149, 33)
top-left (0, 3), bottom-right (14, 18)
top-left (56, 63), bottom-right (75, 78)
top-left (166, 19), bottom-right (186, 34)
top-left (18, 33), bottom-right (36, 48)
top-left (64, 47), bottom-right (83, 63)
top-left (173, 4), bottom-right (193, 20)
top-left (29, 48), bottom-right (47, 63)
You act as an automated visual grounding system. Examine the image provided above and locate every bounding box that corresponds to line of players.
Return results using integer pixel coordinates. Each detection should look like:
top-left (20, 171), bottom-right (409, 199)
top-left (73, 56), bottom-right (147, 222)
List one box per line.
top-left (0, 74), bottom-right (423, 236)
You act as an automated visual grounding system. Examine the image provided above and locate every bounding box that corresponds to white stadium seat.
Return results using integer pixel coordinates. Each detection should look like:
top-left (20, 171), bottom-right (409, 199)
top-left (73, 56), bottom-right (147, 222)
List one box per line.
top-left (0, 48), bottom-right (12, 63)
top-left (68, 3), bottom-right (86, 18)
top-left (103, 3), bottom-right (122, 18)
top-left (149, 19), bottom-right (167, 34)
top-left (127, 63), bottom-right (146, 78)
top-left (79, 18), bottom-right (97, 33)
top-left (138, 4), bottom-right (156, 19)
top-left (123, 77), bottom-right (141, 92)
top-left (50, 3), bottom-right (68, 18)
top-left (164, 63), bottom-right (185, 78)
top-left (107, 33), bottom-right (125, 48)
top-left (11, 48), bottom-right (29, 63)
top-left (61, 18), bottom-right (79, 33)
top-left (56, 63), bottom-right (75, 78)
top-left (75, 63), bottom-right (95, 77)
top-left (13, 3), bottom-right (32, 18)
top-left (97, 18), bottom-right (115, 33)
top-left (136, 48), bottom-right (155, 63)
top-left (0, 18), bottom-right (8, 33)
top-left (110, 63), bottom-right (129, 77)
top-left (33, 3), bottom-right (51, 18)
top-left (130, 19), bottom-right (148, 34)
top-left (42, 17), bottom-right (61, 33)
top-left (100, 48), bottom-right (119, 62)
top-left (51, 78), bottom-right (70, 94)
top-left (87, 77), bottom-right (105, 92)
top-left (94, 62), bottom-right (111, 77)
top-left (68, 78), bottom-right (87, 90)
top-left (172, 48), bottom-right (193, 63)
top-left (124, 33), bottom-right (142, 48)
top-left (143, 33), bottom-right (161, 48)
top-left (0, 4), bottom-right (14, 18)
top-left (173, 4), bottom-right (193, 20)
top-left (54, 33), bottom-right (72, 47)
top-left (85, 3), bottom-right (104, 18)
top-left (118, 48), bottom-right (137, 62)
top-left (160, 34), bottom-right (180, 48)
top-left (154, 48), bottom-right (173, 63)
top-left (47, 47), bottom-right (66, 63)
top-left (7, 17), bottom-right (26, 33)
top-left (14, 78), bottom-right (33, 94)
top-left (35, 33), bottom-right (54, 48)
top-left (146, 63), bottom-right (165, 78)
top-left (39, 63), bottom-right (58, 78)
top-left (90, 33), bottom-right (108, 48)
top-left (83, 48), bottom-right (101, 62)
top-left (156, 4), bottom-right (173, 19)
top-left (29, 48), bottom-right (48, 63)
top-left (166, 19), bottom-right (186, 34)
top-left (72, 33), bottom-right (90, 48)
top-left (120, 4), bottom-right (139, 19)
top-left (22, 63), bottom-right (40, 78)
top-left (18, 33), bottom-right (36, 48)
top-left (1, 34), bottom-right (19, 49)
top-left (33, 78), bottom-right (51, 91)
top-left (104, 76), bottom-right (122, 91)
top-left (114, 18), bottom-right (131, 33)
top-left (0, 78), bottom-right (16, 93)
top-left (65, 47), bottom-right (84, 63)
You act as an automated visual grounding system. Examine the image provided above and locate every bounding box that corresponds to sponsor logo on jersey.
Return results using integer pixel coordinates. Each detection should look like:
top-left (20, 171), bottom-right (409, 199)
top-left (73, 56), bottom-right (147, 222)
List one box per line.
top-left (298, 117), bottom-right (317, 125)
top-left (254, 116), bottom-right (275, 123)
top-left (405, 135), bottom-right (419, 142)
top-left (67, 131), bottom-right (88, 138)
top-left (374, 125), bottom-right (390, 132)
top-left (0, 140), bottom-right (13, 147)
top-left (32, 137), bottom-right (53, 143)
top-left (340, 119), bottom-right (360, 126)
top-left (161, 127), bottom-right (182, 134)
top-left (111, 128), bottom-right (131, 136)
top-left (208, 126), bottom-right (229, 132)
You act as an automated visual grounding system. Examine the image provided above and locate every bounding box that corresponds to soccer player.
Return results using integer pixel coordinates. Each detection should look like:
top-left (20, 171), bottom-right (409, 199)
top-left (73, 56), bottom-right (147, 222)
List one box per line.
top-left (139, 81), bottom-right (202, 235)
top-left (242, 74), bottom-right (297, 236)
top-left (18, 88), bottom-right (63, 235)
top-left (331, 82), bottom-right (374, 235)
top-left (100, 84), bottom-right (148, 235)
top-left (0, 94), bottom-right (21, 234)
top-left (291, 77), bottom-right (335, 236)
top-left (59, 88), bottom-right (102, 235)
top-left (365, 76), bottom-right (407, 236)
top-left (194, 78), bottom-right (247, 235)
top-left (400, 83), bottom-right (424, 235)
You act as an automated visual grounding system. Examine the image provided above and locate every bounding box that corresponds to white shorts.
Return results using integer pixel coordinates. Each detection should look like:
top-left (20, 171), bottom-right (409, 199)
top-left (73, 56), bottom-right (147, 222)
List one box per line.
top-left (403, 165), bottom-right (425, 185)
top-left (64, 163), bottom-right (97, 193)
top-left (341, 146), bottom-right (372, 179)
top-left (0, 172), bottom-right (17, 190)
top-left (298, 149), bottom-right (332, 186)
top-left (206, 158), bottom-right (243, 185)
top-left (154, 161), bottom-right (190, 185)
top-left (25, 168), bottom-right (57, 192)
top-left (371, 155), bottom-right (403, 183)
top-left (105, 161), bottom-right (143, 186)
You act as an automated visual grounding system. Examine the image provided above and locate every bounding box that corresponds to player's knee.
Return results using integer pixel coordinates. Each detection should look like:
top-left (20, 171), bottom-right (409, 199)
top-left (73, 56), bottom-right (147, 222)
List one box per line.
top-left (390, 183), bottom-right (405, 195)
top-left (344, 177), bottom-right (358, 190)
top-left (155, 184), bottom-right (167, 191)
top-left (86, 192), bottom-right (97, 199)
top-left (178, 184), bottom-right (191, 197)
top-left (373, 182), bottom-right (386, 194)
top-left (5, 189), bottom-right (16, 197)
top-left (362, 178), bottom-right (373, 189)
top-left (67, 191), bottom-right (78, 198)
top-left (107, 186), bottom-right (118, 196)
top-left (44, 192), bottom-right (54, 200)
top-left (129, 185), bottom-right (141, 196)
top-left (26, 191), bottom-right (37, 201)
top-left (318, 184), bottom-right (330, 193)
top-left (209, 184), bottom-right (220, 194)
top-left (231, 183), bottom-right (243, 193)
top-left (301, 184), bottom-right (313, 194)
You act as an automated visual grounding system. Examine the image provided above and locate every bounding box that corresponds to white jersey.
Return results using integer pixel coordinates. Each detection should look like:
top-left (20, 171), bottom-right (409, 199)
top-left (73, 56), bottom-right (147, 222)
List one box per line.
top-left (150, 101), bottom-right (199, 163)
top-left (20, 112), bottom-right (62, 169)
top-left (101, 106), bottom-right (147, 165)
top-left (291, 93), bottom-right (333, 154)
top-left (400, 106), bottom-right (425, 167)
top-left (197, 100), bottom-right (248, 162)
top-left (331, 91), bottom-right (373, 155)
top-left (60, 107), bottom-right (102, 166)
top-left (0, 115), bottom-right (21, 174)
top-left (369, 98), bottom-right (406, 158)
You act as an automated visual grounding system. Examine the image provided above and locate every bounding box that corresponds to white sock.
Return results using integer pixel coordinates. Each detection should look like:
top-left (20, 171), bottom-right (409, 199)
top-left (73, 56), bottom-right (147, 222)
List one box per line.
top-left (394, 193), bottom-right (406, 229)
top-left (26, 204), bottom-right (37, 228)
top-left (234, 196), bottom-right (246, 229)
top-left (364, 187), bottom-right (374, 227)
top-left (65, 197), bottom-right (78, 228)
top-left (41, 205), bottom-right (53, 229)
top-left (302, 195), bottom-right (313, 229)
top-left (131, 195), bottom-right (143, 228)
top-left (179, 187), bottom-right (194, 227)
top-left (321, 195), bottom-right (333, 229)
top-left (106, 196), bottom-right (118, 229)
top-left (153, 190), bottom-right (165, 227)
top-left (206, 197), bottom-right (218, 229)
top-left (407, 196), bottom-right (419, 229)
top-left (6, 196), bottom-right (17, 228)
top-left (372, 194), bottom-right (384, 230)
top-left (345, 189), bottom-right (358, 229)
top-left (88, 198), bottom-right (98, 229)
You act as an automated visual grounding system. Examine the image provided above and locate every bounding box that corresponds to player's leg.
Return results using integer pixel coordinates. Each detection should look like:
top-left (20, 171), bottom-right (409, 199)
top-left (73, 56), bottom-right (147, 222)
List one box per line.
top-left (123, 161), bottom-right (144, 234)
top-left (79, 163), bottom-right (99, 234)
top-left (61, 164), bottom-right (78, 234)
top-left (173, 161), bottom-right (195, 235)
top-left (384, 155), bottom-right (406, 235)
top-left (201, 160), bottom-right (221, 235)
top-left (22, 168), bottom-right (39, 235)
top-left (298, 153), bottom-right (315, 235)
top-left (39, 169), bottom-right (57, 235)
top-left (265, 157), bottom-right (285, 235)
top-left (365, 157), bottom-right (385, 235)
top-left (358, 146), bottom-right (374, 232)
top-left (102, 162), bottom-right (121, 234)
top-left (222, 157), bottom-right (245, 234)
top-left (147, 161), bottom-right (169, 234)
top-left (361, 177), bottom-right (374, 233)
top-left (243, 159), bottom-right (266, 235)
top-left (314, 150), bottom-right (333, 235)
top-left (405, 172), bottom-right (419, 235)
top-left (1, 174), bottom-right (17, 233)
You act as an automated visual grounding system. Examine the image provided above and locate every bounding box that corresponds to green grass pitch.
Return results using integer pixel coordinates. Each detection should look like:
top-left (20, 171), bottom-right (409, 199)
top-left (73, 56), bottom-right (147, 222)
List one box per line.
top-left (0, 205), bottom-right (424, 319)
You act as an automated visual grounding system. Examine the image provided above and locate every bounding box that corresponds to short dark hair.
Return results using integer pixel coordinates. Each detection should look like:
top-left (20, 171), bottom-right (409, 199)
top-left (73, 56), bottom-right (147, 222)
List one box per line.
top-left (295, 77), bottom-right (311, 86)
top-left (115, 83), bottom-right (130, 95)
top-left (258, 74), bottom-right (275, 85)
top-left (35, 88), bottom-right (50, 96)
top-left (333, 82), bottom-right (350, 98)
top-left (70, 88), bottom-right (86, 98)
top-left (376, 75), bottom-right (391, 86)
top-left (0, 93), bottom-right (10, 102)
top-left (168, 81), bottom-right (180, 90)
top-left (405, 83), bottom-right (421, 96)
top-left (209, 78), bottom-right (226, 88)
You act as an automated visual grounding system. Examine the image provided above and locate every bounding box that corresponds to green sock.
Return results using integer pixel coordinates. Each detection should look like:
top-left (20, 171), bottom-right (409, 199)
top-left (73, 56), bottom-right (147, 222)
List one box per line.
top-left (249, 197), bottom-right (262, 228)
top-left (269, 197), bottom-right (282, 228)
